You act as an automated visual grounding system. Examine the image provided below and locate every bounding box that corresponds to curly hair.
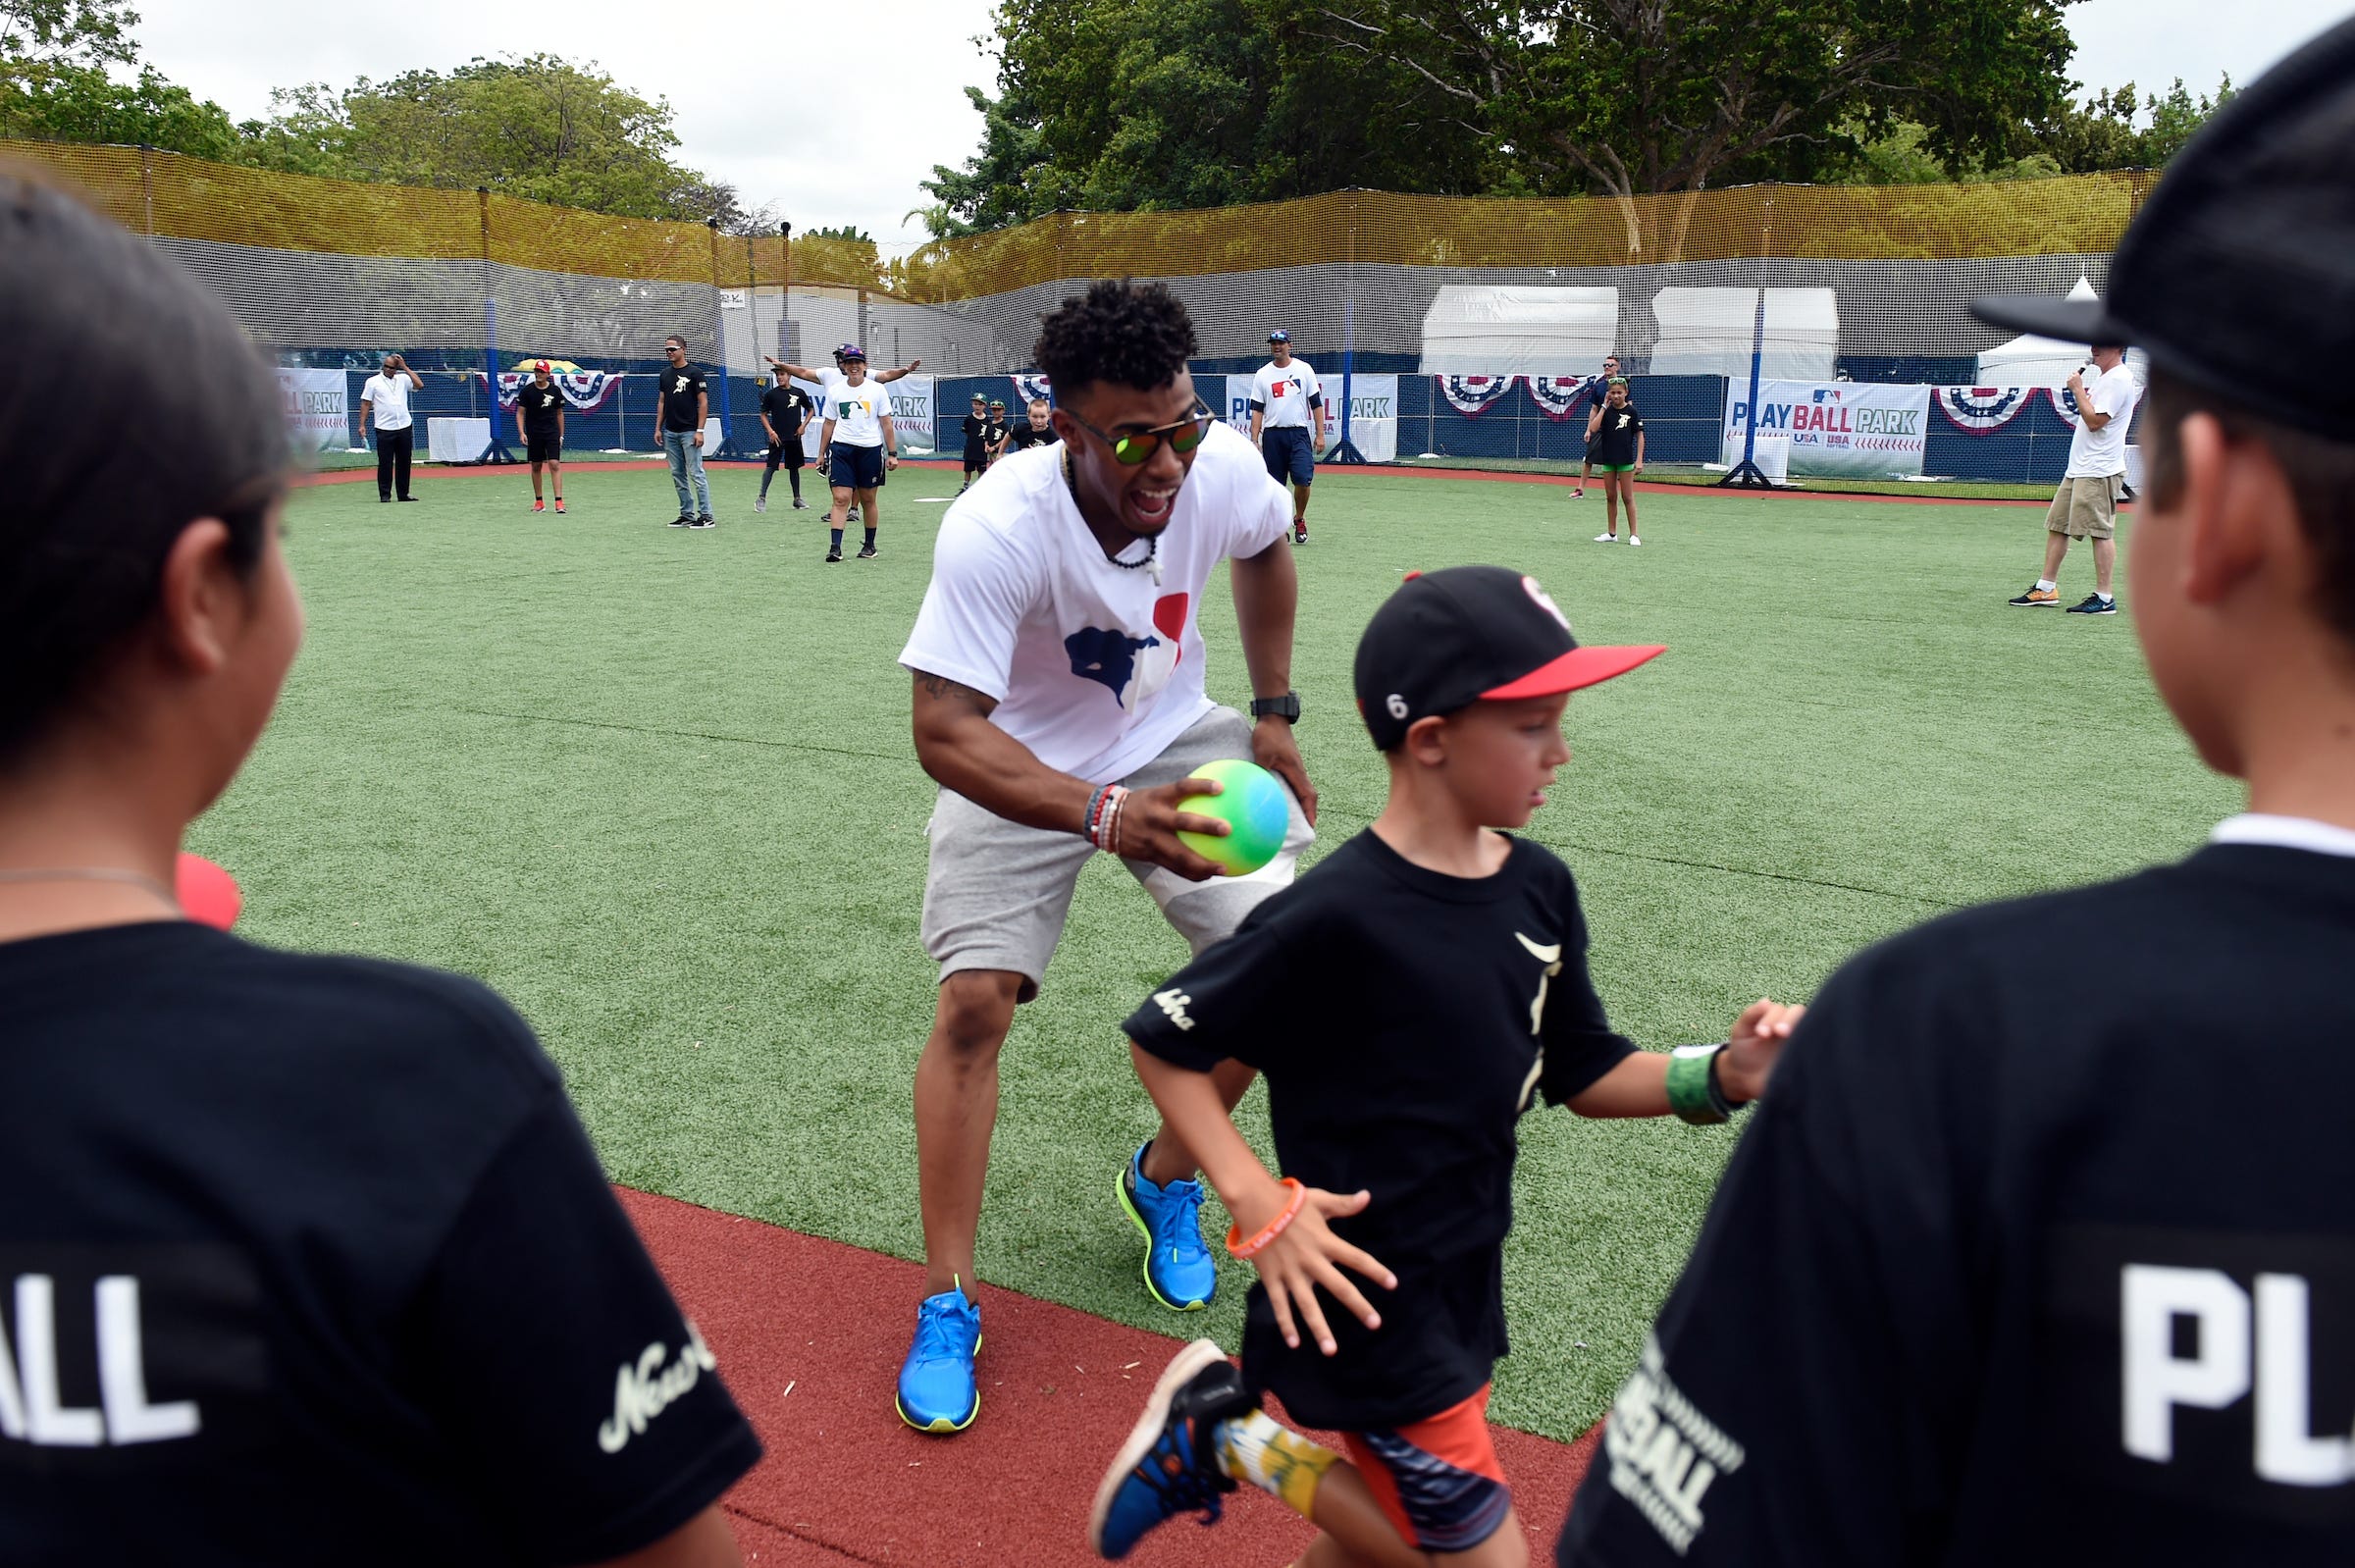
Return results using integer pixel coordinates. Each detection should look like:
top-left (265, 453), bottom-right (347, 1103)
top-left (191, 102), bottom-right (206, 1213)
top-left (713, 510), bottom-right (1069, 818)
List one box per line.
top-left (1032, 280), bottom-right (1197, 395)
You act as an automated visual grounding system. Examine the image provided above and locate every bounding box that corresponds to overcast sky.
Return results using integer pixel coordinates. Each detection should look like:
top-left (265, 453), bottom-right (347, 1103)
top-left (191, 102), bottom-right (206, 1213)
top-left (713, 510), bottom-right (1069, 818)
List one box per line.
top-left (128, 0), bottom-right (2353, 254)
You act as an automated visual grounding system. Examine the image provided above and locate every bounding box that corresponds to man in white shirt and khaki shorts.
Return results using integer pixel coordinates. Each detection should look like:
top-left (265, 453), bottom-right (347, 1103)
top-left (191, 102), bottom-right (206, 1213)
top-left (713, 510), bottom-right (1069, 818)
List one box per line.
top-left (2011, 343), bottom-right (2144, 614)
top-left (889, 281), bottom-right (1316, 1437)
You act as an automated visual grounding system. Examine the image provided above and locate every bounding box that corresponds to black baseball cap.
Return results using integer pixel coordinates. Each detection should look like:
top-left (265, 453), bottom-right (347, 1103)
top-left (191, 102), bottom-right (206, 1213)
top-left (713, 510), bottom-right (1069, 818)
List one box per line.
top-left (1972, 16), bottom-right (2355, 440)
top-left (1354, 566), bottom-right (1665, 751)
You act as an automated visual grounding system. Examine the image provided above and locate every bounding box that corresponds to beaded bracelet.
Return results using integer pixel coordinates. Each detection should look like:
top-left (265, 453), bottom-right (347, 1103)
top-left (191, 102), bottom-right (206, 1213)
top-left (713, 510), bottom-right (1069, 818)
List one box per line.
top-left (1227, 1177), bottom-right (1308, 1259)
top-left (1083, 784), bottom-right (1114, 846)
top-left (1098, 786), bottom-right (1130, 857)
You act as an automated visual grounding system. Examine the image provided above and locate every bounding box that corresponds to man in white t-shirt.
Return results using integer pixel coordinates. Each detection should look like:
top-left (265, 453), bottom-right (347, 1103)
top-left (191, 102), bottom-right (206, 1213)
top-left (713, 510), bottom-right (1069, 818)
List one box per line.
top-left (359, 352), bottom-right (424, 503)
top-left (2009, 342), bottom-right (2143, 613)
top-left (890, 281), bottom-right (1316, 1436)
top-left (1246, 330), bottom-right (1326, 545)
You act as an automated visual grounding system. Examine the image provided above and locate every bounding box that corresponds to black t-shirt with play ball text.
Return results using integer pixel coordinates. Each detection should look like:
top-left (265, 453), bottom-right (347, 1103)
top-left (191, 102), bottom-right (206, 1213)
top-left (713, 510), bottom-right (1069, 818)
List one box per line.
top-left (0, 921), bottom-right (760, 1567)
top-left (1126, 828), bottom-right (1636, 1431)
top-left (1557, 840), bottom-right (2355, 1568)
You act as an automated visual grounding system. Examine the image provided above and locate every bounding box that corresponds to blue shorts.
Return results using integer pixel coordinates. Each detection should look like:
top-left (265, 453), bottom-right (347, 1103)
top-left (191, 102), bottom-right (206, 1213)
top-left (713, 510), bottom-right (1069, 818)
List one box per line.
top-left (830, 443), bottom-right (887, 490)
top-left (1262, 426), bottom-right (1315, 487)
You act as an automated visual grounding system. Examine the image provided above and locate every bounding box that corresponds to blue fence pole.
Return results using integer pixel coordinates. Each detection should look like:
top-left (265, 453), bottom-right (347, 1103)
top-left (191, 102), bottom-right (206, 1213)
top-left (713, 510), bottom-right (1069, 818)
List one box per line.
top-left (1718, 289), bottom-right (1773, 489)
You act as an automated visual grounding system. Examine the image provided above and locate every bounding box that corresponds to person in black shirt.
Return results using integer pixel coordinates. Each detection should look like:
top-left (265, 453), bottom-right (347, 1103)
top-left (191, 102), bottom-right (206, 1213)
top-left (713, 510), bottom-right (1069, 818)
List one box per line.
top-left (1559, 26), bottom-right (2355, 1566)
top-left (1570, 353), bottom-right (1620, 501)
top-left (1004, 396), bottom-right (1054, 454)
top-left (654, 335), bottom-right (712, 528)
top-left (958, 392), bottom-right (989, 492)
top-left (983, 397), bottom-right (1012, 467)
top-left (1584, 379), bottom-right (1644, 545)
top-left (757, 373), bottom-right (813, 512)
top-left (1090, 567), bottom-right (1802, 1565)
top-left (0, 170), bottom-right (759, 1568)
top-left (514, 359), bottom-right (567, 514)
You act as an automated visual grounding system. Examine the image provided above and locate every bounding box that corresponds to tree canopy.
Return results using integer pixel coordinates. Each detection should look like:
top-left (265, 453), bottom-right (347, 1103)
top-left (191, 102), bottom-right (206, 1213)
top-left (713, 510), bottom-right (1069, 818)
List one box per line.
top-left (922, 0), bottom-right (2232, 240)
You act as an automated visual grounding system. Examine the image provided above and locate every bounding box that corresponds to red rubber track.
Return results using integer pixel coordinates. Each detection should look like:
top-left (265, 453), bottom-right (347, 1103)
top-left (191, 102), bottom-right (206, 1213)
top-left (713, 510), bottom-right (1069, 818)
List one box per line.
top-left (295, 456), bottom-right (2051, 506)
top-left (619, 1187), bottom-right (1601, 1567)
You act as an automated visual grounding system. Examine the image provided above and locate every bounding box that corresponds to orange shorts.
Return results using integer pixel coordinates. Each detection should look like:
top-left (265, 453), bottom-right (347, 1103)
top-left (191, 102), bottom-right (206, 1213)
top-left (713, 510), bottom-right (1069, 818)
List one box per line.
top-left (1340, 1385), bottom-right (1512, 1552)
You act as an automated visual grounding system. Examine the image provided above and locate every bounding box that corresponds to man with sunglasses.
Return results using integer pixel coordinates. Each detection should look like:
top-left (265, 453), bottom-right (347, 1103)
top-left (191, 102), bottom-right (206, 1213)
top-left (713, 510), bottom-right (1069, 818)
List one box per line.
top-left (893, 281), bottom-right (1317, 1436)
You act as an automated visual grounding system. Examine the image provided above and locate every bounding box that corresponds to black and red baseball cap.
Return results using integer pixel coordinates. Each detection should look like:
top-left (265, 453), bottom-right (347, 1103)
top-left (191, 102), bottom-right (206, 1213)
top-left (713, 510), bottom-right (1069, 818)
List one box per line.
top-left (1354, 565), bottom-right (1665, 750)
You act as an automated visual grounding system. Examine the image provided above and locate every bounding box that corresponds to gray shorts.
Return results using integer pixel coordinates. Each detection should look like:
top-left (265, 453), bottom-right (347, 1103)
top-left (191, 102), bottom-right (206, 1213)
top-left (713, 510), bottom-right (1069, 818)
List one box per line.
top-left (920, 706), bottom-right (1315, 1002)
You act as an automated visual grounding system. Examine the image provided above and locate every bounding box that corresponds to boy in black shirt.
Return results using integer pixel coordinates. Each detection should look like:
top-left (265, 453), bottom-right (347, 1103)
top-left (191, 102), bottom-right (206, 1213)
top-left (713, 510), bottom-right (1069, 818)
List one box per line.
top-left (1005, 396), bottom-right (1053, 453)
top-left (1560, 26), bottom-right (2355, 1566)
top-left (1089, 566), bottom-right (1803, 1564)
top-left (0, 171), bottom-right (759, 1568)
top-left (758, 372), bottom-right (813, 512)
top-left (983, 397), bottom-right (1012, 467)
top-left (958, 392), bottom-right (989, 491)
top-left (514, 359), bottom-right (567, 513)
top-left (1584, 380), bottom-right (1643, 546)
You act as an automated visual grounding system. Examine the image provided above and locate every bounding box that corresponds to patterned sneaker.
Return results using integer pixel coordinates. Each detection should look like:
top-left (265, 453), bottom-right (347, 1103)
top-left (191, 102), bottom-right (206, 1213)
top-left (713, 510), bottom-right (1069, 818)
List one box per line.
top-left (1088, 1339), bottom-right (1250, 1559)
top-left (2067, 593), bottom-right (2119, 615)
top-left (2009, 585), bottom-right (2060, 607)
top-left (895, 1282), bottom-right (982, 1434)
top-left (532, 499), bottom-right (546, 513)
top-left (1120, 1144), bottom-right (1216, 1311)
top-left (755, 497), bottom-right (767, 513)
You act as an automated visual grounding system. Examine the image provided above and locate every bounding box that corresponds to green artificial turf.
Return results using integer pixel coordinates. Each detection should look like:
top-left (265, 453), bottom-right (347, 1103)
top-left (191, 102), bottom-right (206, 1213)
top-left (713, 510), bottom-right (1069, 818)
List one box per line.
top-left (197, 462), bottom-right (2233, 1441)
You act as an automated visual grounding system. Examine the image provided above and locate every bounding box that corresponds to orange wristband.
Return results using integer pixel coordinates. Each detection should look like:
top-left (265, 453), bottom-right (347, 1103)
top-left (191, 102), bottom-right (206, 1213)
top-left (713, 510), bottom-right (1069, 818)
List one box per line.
top-left (1226, 1177), bottom-right (1307, 1259)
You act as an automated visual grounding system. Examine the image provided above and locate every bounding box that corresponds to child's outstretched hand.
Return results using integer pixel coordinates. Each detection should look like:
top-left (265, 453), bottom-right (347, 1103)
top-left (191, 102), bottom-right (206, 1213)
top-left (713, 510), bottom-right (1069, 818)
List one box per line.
top-left (1236, 1185), bottom-right (1397, 1357)
top-left (1718, 998), bottom-right (1805, 1104)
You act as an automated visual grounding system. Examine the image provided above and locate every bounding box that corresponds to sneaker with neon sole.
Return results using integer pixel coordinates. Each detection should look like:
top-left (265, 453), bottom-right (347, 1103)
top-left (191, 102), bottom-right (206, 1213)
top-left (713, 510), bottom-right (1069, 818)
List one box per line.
top-left (2009, 585), bottom-right (2060, 606)
top-left (1088, 1339), bottom-right (1251, 1559)
top-left (1120, 1144), bottom-right (1216, 1311)
top-left (894, 1282), bottom-right (981, 1433)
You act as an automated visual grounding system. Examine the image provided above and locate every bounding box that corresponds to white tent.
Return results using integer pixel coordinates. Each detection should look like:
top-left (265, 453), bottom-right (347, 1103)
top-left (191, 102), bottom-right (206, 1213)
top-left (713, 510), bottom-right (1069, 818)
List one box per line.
top-left (1418, 286), bottom-right (1620, 376)
top-left (1649, 287), bottom-right (1838, 380)
top-left (1974, 277), bottom-right (2105, 385)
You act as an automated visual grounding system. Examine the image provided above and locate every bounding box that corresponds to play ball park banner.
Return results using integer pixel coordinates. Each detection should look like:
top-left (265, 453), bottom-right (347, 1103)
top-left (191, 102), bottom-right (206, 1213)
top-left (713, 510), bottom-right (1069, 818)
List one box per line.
top-left (1722, 381), bottom-right (1930, 479)
top-left (278, 368), bottom-right (350, 452)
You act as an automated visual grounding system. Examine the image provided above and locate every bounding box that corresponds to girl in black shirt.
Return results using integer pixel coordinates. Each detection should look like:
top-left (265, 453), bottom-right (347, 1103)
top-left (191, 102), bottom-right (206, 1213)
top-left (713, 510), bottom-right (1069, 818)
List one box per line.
top-left (1585, 379), bottom-right (1647, 546)
top-left (0, 170), bottom-right (757, 1568)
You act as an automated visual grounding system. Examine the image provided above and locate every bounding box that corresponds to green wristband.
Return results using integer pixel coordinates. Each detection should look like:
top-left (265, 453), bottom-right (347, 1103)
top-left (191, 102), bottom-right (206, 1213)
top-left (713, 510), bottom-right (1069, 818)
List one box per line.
top-left (1666, 1044), bottom-right (1734, 1125)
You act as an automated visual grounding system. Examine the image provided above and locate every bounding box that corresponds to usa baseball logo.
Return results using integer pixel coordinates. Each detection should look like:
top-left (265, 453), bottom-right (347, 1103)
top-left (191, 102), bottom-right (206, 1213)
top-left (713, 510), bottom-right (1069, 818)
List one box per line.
top-left (1934, 386), bottom-right (2034, 433)
top-left (1439, 375), bottom-right (1516, 418)
top-left (1527, 377), bottom-right (1595, 422)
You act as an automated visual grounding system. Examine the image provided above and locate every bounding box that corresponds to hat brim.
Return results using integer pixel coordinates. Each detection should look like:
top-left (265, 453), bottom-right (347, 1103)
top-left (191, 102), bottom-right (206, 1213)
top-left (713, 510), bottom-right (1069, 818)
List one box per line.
top-left (1483, 644), bottom-right (1665, 700)
top-left (1969, 294), bottom-right (2134, 348)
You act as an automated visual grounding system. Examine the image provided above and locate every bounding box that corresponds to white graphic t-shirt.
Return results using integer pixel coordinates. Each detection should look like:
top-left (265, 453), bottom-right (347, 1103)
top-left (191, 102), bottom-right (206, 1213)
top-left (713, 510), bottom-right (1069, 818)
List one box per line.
top-left (361, 373), bottom-right (413, 431)
top-left (826, 377), bottom-right (892, 447)
top-left (2064, 361), bottom-right (2142, 478)
top-left (1250, 360), bottom-right (1322, 429)
top-left (899, 421), bottom-right (1291, 782)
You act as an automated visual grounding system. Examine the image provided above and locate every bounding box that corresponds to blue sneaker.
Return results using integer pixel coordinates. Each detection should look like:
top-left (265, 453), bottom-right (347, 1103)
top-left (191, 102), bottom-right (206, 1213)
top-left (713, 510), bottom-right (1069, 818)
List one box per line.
top-left (894, 1281), bottom-right (981, 1434)
top-left (1088, 1339), bottom-right (1250, 1559)
top-left (1120, 1143), bottom-right (1217, 1310)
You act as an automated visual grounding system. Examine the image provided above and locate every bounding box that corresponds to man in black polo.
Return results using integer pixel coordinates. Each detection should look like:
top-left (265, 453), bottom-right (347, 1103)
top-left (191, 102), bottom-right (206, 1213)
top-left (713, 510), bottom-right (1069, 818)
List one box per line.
top-left (653, 335), bottom-right (712, 528)
top-left (1558, 22), bottom-right (2355, 1566)
top-left (758, 370), bottom-right (814, 512)
top-left (514, 359), bottom-right (566, 513)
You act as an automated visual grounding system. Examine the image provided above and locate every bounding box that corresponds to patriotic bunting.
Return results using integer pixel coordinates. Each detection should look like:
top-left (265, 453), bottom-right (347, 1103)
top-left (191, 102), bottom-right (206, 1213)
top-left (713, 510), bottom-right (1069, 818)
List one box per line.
top-left (1933, 386), bottom-right (2036, 434)
top-left (1011, 373), bottom-right (1052, 407)
top-left (1526, 376), bottom-right (1601, 422)
top-left (1437, 375), bottom-right (1515, 418)
top-left (484, 370), bottom-right (622, 412)
top-left (2046, 384), bottom-right (2083, 428)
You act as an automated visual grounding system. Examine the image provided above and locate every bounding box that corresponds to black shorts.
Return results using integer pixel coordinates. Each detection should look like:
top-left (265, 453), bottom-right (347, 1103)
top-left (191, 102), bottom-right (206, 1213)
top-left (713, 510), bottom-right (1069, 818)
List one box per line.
top-left (526, 430), bottom-right (561, 463)
top-left (830, 443), bottom-right (887, 490)
top-left (769, 439), bottom-right (805, 469)
top-left (963, 444), bottom-right (988, 471)
top-left (1262, 426), bottom-right (1315, 487)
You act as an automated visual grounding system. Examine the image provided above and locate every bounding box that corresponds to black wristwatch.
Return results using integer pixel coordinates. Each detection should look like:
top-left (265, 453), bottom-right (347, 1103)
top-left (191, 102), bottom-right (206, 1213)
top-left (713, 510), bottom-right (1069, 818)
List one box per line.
top-left (1249, 693), bottom-right (1301, 723)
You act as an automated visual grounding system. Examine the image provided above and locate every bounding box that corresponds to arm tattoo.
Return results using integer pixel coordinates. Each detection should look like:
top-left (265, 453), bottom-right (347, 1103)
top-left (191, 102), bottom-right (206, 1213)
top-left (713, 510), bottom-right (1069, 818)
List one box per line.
top-left (916, 671), bottom-right (986, 706)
